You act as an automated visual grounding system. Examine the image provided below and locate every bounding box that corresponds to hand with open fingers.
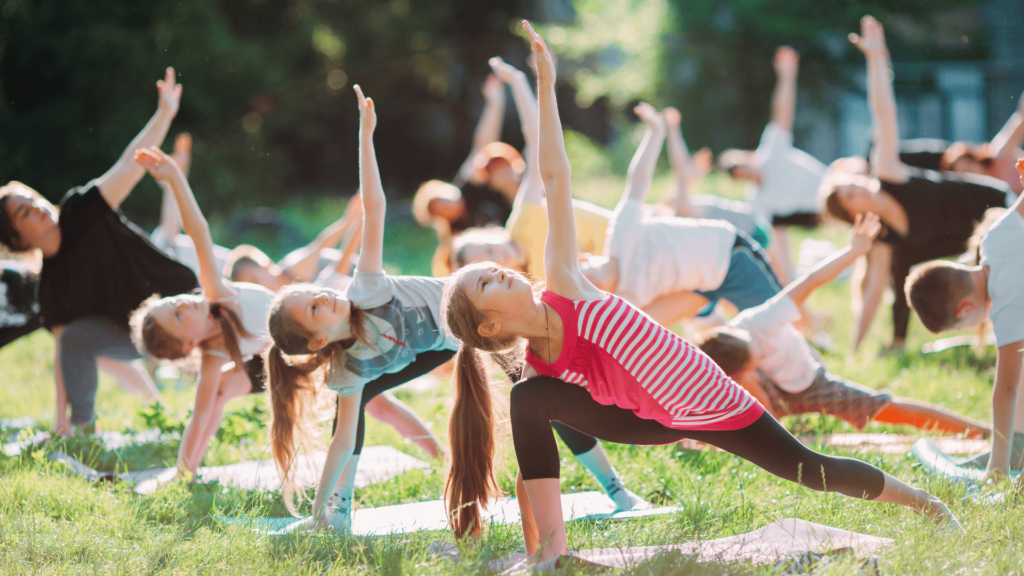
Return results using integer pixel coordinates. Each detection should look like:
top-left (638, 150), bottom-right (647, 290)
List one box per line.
top-left (850, 212), bottom-right (882, 255)
top-left (134, 146), bottom-right (183, 182)
top-left (773, 46), bottom-right (799, 77)
top-left (634, 102), bottom-right (665, 133)
top-left (354, 85), bottom-right (376, 130)
top-left (481, 73), bottom-right (505, 103)
top-left (1016, 158), bottom-right (1024, 187)
top-left (156, 67), bottom-right (183, 115)
top-left (489, 56), bottom-right (524, 85)
top-left (172, 133), bottom-right (193, 174)
top-left (522, 21), bottom-right (555, 88)
top-left (849, 15), bottom-right (887, 57)
top-left (662, 106), bottom-right (682, 126)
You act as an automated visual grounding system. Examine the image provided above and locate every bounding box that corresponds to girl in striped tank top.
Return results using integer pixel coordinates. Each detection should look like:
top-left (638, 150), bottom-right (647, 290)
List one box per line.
top-left (440, 20), bottom-right (961, 556)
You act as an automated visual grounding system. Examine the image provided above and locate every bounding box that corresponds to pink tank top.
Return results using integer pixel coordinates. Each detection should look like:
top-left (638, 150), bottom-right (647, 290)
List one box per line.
top-left (526, 290), bottom-right (764, 431)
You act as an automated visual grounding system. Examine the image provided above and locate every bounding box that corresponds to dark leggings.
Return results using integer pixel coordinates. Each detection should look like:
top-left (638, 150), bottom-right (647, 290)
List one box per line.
top-left (511, 377), bottom-right (885, 500)
top-left (334, 353), bottom-right (599, 456)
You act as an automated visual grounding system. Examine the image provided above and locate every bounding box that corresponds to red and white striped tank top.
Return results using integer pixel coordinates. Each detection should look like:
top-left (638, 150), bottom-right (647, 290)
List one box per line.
top-left (526, 290), bottom-right (763, 431)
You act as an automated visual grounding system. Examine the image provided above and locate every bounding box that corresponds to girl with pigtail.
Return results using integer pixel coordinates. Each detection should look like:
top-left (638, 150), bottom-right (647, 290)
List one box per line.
top-left (130, 146), bottom-right (277, 477)
top-left (440, 21), bottom-right (962, 557)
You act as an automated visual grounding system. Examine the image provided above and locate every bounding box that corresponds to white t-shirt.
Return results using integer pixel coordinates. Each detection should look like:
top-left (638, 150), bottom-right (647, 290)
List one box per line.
top-left (747, 122), bottom-right (826, 221)
top-left (606, 198), bottom-right (735, 309)
top-left (981, 209), bottom-right (1024, 347)
top-left (730, 293), bottom-right (820, 393)
top-left (693, 195), bottom-right (768, 239)
top-left (225, 281), bottom-right (276, 357)
top-left (149, 229), bottom-right (230, 278)
top-left (326, 272), bottom-right (459, 397)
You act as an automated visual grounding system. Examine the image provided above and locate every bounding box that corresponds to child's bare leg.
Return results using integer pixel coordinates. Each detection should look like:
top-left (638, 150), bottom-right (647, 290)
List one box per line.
top-left (364, 392), bottom-right (443, 458)
top-left (874, 398), bottom-right (990, 438)
top-left (872, 471), bottom-right (962, 531)
top-left (522, 477), bottom-right (569, 562)
top-left (516, 471), bottom-right (540, 555)
top-left (97, 358), bottom-right (163, 403)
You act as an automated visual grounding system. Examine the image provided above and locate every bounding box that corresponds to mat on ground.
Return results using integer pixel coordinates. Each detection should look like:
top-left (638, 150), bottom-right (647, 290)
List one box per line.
top-left (489, 517), bottom-right (892, 573)
top-left (48, 445), bottom-right (429, 494)
top-left (221, 491), bottom-right (679, 537)
top-left (4, 428), bottom-right (179, 457)
top-left (911, 438), bottom-right (1021, 483)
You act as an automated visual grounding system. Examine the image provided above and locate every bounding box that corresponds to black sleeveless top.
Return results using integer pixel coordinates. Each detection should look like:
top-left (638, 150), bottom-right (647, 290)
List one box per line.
top-left (877, 171), bottom-right (1009, 251)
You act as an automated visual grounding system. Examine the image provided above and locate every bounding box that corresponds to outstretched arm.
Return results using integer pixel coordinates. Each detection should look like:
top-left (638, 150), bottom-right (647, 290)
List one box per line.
top-left (851, 16), bottom-right (908, 183)
top-left (354, 86), bottom-right (385, 274)
top-left (454, 75), bottom-right (506, 186)
top-left (769, 46), bottom-right (799, 134)
top-left (95, 67), bottom-right (182, 209)
top-left (279, 196), bottom-right (363, 282)
top-left (620, 103), bottom-right (666, 206)
top-left (156, 133), bottom-right (192, 242)
top-left (851, 241), bottom-right (891, 352)
top-left (330, 212), bottom-right (363, 276)
top-left (490, 57), bottom-right (544, 208)
top-left (134, 147), bottom-right (232, 301)
top-left (987, 344), bottom-right (1023, 481)
top-left (663, 107), bottom-right (696, 216)
top-left (784, 213), bottom-right (881, 307)
top-left (990, 89), bottom-right (1024, 159)
top-left (311, 394), bottom-right (361, 530)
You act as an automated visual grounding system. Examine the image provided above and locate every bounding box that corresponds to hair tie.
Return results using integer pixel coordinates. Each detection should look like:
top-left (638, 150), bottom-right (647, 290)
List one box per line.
top-left (210, 303), bottom-right (224, 319)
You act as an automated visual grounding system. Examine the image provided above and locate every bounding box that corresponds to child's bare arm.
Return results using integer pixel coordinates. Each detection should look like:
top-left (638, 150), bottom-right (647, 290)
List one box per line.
top-left (769, 46), bottom-right (799, 134)
top-left (454, 75), bottom-right (506, 185)
top-left (490, 57), bottom-right (545, 208)
top-left (987, 343), bottom-right (1024, 480)
top-left (784, 213), bottom-right (881, 307)
top-left (96, 68), bottom-right (182, 209)
top-left (279, 196), bottom-right (362, 282)
top-left (663, 107), bottom-right (695, 216)
top-left (135, 147), bottom-right (231, 301)
top-left (354, 85), bottom-right (385, 274)
top-left (990, 89), bottom-right (1024, 160)
top-left (156, 133), bottom-right (192, 242)
top-left (851, 16), bottom-right (908, 183)
top-left (620, 103), bottom-right (666, 207)
top-left (852, 241), bottom-right (891, 352)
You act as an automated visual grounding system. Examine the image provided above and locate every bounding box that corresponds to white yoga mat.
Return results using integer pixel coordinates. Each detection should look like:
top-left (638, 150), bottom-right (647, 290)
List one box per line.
top-left (491, 517), bottom-right (892, 573)
top-left (911, 438), bottom-right (1021, 484)
top-left (48, 445), bottom-right (429, 494)
top-left (4, 428), bottom-right (179, 457)
top-left (221, 491), bottom-right (679, 537)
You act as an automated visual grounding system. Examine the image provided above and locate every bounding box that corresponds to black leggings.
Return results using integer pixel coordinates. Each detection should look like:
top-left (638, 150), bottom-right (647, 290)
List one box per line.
top-left (334, 353), bottom-right (600, 456)
top-left (511, 377), bottom-right (885, 500)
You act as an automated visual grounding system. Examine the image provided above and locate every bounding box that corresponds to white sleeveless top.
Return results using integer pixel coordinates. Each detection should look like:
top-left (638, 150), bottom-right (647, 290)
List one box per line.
top-left (208, 281), bottom-right (275, 359)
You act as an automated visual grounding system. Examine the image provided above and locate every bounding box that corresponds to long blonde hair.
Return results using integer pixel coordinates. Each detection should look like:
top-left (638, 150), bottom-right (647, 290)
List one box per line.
top-left (129, 293), bottom-right (253, 368)
top-left (440, 267), bottom-right (524, 538)
top-left (264, 285), bottom-right (371, 514)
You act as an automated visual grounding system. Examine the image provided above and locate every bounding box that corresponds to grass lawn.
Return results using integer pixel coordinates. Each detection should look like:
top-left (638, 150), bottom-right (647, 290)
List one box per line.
top-left (1, 172), bottom-right (1021, 575)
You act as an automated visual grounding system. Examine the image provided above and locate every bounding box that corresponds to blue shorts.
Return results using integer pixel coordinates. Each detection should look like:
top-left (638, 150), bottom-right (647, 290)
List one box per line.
top-left (696, 231), bottom-right (782, 316)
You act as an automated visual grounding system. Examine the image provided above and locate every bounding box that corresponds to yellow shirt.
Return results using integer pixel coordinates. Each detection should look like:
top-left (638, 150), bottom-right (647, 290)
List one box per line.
top-left (506, 199), bottom-right (611, 282)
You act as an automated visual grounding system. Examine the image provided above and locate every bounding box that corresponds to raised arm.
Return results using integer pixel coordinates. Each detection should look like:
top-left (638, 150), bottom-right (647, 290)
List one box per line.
top-left (279, 195), bottom-right (363, 282)
top-left (784, 213), bottom-right (881, 307)
top-left (453, 75), bottom-right (506, 186)
top-left (490, 56), bottom-right (545, 208)
top-left (354, 85), bottom-right (384, 274)
top-left (663, 107), bottom-right (695, 215)
top-left (156, 133), bottom-right (192, 242)
top-left (620, 103), bottom-right (666, 207)
top-left (95, 68), bottom-right (182, 209)
top-left (769, 46), bottom-right (799, 134)
top-left (134, 147), bottom-right (232, 301)
top-left (525, 21), bottom-right (599, 299)
top-left (990, 90), bottom-right (1024, 159)
top-left (851, 16), bottom-right (908, 182)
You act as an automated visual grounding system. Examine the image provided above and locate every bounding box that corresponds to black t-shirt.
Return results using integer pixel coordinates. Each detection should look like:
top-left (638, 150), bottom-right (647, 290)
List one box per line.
top-left (864, 138), bottom-right (950, 172)
top-left (0, 260), bottom-right (42, 347)
top-left (37, 185), bottom-right (198, 329)
top-left (448, 183), bottom-right (513, 233)
top-left (877, 170), bottom-right (1009, 251)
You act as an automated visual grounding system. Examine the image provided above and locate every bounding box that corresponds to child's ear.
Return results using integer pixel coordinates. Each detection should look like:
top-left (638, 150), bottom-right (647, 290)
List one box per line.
top-left (955, 297), bottom-right (975, 320)
top-left (307, 334), bottom-right (330, 352)
top-left (477, 321), bottom-right (501, 339)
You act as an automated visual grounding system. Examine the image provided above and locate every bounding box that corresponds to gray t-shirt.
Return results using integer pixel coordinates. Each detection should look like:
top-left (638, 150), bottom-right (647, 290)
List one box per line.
top-left (693, 195), bottom-right (768, 238)
top-left (981, 209), bottom-right (1024, 347)
top-left (325, 271), bottom-right (459, 397)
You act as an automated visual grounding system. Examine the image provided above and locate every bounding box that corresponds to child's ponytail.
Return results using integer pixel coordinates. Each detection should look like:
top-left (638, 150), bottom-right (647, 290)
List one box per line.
top-left (445, 344), bottom-right (500, 538)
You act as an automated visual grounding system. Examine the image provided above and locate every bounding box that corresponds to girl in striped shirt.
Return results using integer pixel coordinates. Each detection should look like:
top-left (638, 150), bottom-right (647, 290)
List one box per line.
top-left (440, 21), bottom-right (961, 555)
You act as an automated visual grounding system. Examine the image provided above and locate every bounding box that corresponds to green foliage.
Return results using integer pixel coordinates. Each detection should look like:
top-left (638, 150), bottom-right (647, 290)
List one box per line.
top-left (139, 402), bottom-right (186, 435)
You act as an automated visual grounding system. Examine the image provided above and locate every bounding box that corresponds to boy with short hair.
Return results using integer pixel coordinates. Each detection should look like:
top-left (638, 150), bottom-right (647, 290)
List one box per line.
top-left (905, 159), bottom-right (1024, 479)
top-left (699, 213), bottom-right (989, 437)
